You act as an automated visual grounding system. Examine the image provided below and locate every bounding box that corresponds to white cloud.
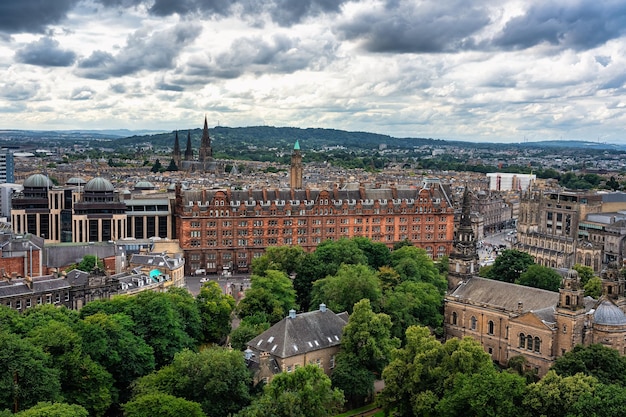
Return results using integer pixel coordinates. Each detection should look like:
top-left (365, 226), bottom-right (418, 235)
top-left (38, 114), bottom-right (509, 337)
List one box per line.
top-left (0, 0), bottom-right (625, 143)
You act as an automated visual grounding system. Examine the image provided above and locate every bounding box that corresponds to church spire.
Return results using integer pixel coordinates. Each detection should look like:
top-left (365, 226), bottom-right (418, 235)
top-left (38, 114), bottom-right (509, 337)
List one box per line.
top-left (184, 130), bottom-right (193, 161)
top-left (173, 131), bottom-right (181, 168)
top-left (447, 186), bottom-right (479, 290)
top-left (199, 115), bottom-right (212, 162)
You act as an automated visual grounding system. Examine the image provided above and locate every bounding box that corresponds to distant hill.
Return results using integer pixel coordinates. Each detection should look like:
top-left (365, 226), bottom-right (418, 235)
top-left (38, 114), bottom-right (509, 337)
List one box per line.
top-left (518, 140), bottom-right (626, 151)
top-left (114, 125), bottom-right (460, 150)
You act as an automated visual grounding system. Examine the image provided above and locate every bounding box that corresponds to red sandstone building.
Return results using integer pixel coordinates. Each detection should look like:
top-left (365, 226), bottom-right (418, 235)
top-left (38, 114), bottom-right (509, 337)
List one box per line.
top-left (175, 141), bottom-right (455, 274)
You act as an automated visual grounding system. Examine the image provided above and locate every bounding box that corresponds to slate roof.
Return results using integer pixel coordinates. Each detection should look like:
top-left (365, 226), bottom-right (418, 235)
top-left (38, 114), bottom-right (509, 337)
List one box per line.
top-left (129, 253), bottom-right (184, 270)
top-left (450, 277), bottom-right (559, 313)
top-left (0, 275), bottom-right (70, 297)
top-left (247, 307), bottom-right (349, 359)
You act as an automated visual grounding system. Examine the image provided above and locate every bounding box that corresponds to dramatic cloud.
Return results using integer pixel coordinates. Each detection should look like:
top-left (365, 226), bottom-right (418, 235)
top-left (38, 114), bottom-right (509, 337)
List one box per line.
top-left (0, 0), bottom-right (78, 34)
top-left (76, 23), bottom-right (203, 79)
top-left (494, 2), bottom-right (626, 50)
top-left (2, 0), bottom-right (626, 142)
top-left (14, 37), bottom-right (77, 67)
top-left (335, 1), bottom-right (490, 53)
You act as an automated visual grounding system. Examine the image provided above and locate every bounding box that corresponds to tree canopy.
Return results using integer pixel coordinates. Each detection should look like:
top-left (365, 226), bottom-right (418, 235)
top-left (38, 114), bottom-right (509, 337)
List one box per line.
top-left (487, 249), bottom-right (534, 283)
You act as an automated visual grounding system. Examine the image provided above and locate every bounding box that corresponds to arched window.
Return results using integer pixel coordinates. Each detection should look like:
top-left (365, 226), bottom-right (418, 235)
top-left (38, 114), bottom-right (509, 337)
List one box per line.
top-left (452, 312), bottom-right (457, 326)
top-left (526, 335), bottom-right (533, 351)
top-left (565, 295), bottom-right (571, 305)
top-left (519, 333), bottom-right (526, 348)
top-left (534, 337), bottom-right (541, 353)
top-left (488, 320), bottom-right (494, 335)
top-left (470, 316), bottom-right (477, 331)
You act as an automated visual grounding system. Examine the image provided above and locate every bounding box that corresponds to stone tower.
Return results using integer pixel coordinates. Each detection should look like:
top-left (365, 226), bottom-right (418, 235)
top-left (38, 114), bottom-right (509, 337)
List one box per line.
top-left (198, 116), bottom-right (212, 162)
top-left (447, 187), bottom-right (479, 290)
top-left (173, 131), bottom-right (181, 168)
top-left (555, 269), bottom-right (587, 357)
top-left (290, 140), bottom-right (303, 190)
top-left (184, 130), bottom-right (193, 161)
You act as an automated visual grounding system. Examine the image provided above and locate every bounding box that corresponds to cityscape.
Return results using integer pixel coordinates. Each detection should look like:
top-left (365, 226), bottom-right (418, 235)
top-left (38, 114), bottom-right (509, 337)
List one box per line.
top-left (3, 0), bottom-right (626, 416)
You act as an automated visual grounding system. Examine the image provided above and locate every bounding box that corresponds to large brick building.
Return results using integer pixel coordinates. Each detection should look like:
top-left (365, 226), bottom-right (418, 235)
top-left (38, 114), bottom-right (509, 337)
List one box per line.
top-left (174, 178), bottom-right (455, 275)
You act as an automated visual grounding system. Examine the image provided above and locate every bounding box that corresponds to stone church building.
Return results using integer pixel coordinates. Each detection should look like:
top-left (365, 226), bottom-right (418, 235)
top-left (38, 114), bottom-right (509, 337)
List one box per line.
top-left (445, 188), bottom-right (626, 376)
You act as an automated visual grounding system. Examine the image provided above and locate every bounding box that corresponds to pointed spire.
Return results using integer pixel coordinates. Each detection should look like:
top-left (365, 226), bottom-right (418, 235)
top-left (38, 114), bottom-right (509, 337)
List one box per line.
top-left (173, 131), bottom-right (181, 167)
top-left (184, 130), bottom-right (193, 161)
top-left (199, 115), bottom-right (211, 162)
top-left (460, 186), bottom-right (472, 227)
top-left (294, 140), bottom-right (300, 150)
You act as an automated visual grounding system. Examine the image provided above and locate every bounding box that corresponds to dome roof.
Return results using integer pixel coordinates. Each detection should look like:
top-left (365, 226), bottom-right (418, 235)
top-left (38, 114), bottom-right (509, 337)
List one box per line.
top-left (135, 181), bottom-right (155, 190)
top-left (84, 177), bottom-right (114, 192)
top-left (66, 177), bottom-right (86, 186)
top-left (594, 300), bottom-right (626, 326)
top-left (23, 174), bottom-right (52, 188)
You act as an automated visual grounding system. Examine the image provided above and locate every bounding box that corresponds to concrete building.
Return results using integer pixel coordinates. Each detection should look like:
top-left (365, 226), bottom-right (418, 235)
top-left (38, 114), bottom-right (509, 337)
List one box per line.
top-left (487, 172), bottom-right (536, 191)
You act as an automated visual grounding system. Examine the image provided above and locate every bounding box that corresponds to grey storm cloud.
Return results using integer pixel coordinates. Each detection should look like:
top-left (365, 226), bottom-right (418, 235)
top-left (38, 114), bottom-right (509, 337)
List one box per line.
top-left (76, 23), bottom-right (202, 79)
top-left (14, 37), bottom-right (77, 67)
top-left (96, 0), bottom-right (347, 25)
top-left (0, 0), bottom-right (78, 34)
top-left (493, 2), bottom-right (626, 50)
top-left (178, 34), bottom-right (332, 82)
top-left (335, 1), bottom-right (490, 53)
top-left (0, 82), bottom-right (39, 101)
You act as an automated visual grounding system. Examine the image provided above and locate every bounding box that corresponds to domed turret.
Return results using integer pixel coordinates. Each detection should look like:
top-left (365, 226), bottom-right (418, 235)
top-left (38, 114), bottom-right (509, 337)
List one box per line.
top-left (594, 299), bottom-right (626, 326)
top-left (23, 174), bottom-right (52, 188)
top-left (84, 177), bottom-right (114, 192)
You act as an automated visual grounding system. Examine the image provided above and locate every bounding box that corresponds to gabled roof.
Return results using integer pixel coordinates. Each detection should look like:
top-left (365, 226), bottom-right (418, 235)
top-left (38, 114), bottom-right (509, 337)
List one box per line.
top-left (449, 277), bottom-right (559, 314)
top-left (247, 307), bottom-right (348, 359)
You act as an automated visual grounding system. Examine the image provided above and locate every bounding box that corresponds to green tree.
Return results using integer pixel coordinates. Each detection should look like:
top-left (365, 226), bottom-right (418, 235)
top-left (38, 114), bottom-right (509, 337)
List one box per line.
top-left (123, 394), bottom-right (205, 417)
top-left (435, 369), bottom-right (527, 417)
top-left (330, 353), bottom-right (375, 408)
top-left (573, 264), bottom-right (595, 286)
top-left (14, 402), bottom-right (88, 417)
top-left (132, 348), bottom-right (252, 417)
top-left (584, 276), bottom-right (603, 299)
top-left (352, 237), bottom-right (391, 270)
top-left (251, 245), bottom-right (306, 277)
top-left (229, 319), bottom-right (269, 351)
top-left (378, 326), bottom-right (494, 417)
top-left (293, 239), bottom-right (368, 311)
top-left (341, 299), bottom-right (399, 376)
top-left (383, 280), bottom-right (444, 340)
top-left (151, 159), bottom-right (163, 173)
top-left (551, 344), bottom-right (626, 386)
top-left (568, 382), bottom-right (626, 417)
top-left (166, 159), bottom-right (179, 171)
top-left (310, 263), bottom-right (382, 314)
top-left (377, 265), bottom-right (401, 291)
top-left (523, 371), bottom-right (597, 417)
top-left (237, 365), bottom-right (344, 417)
top-left (0, 332), bottom-right (61, 412)
top-left (238, 270), bottom-right (296, 325)
top-left (606, 176), bottom-right (621, 191)
top-left (516, 264), bottom-right (562, 291)
top-left (195, 281), bottom-right (236, 344)
top-left (165, 287), bottom-right (204, 345)
top-left (389, 246), bottom-right (446, 292)
top-left (27, 320), bottom-right (113, 417)
top-left (67, 254), bottom-right (104, 273)
top-left (487, 249), bottom-right (534, 283)
top-left (78, 312), bottom-right (155, 404)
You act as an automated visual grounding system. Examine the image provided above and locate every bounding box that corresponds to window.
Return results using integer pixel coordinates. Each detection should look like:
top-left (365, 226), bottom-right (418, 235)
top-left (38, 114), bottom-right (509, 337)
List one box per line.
top-left (488, 320), bottom-right (494, 335)
top-left (526, 335), bottom-right (533, 351)
top-left (330, 355), bottom-right (336, 369)
top-left (534, 337), bottom-right (541, 353)
top-left (519, 333), bottom-right (526, 349)
top-left (470, 316), bottom-right (477, 330)
top-left (452, 311), bottom-right (457, 325)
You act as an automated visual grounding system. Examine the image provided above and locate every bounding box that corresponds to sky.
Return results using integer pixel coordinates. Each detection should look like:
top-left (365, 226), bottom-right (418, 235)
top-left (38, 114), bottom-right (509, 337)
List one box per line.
top-left (1, 0), bottom-right (626, 143)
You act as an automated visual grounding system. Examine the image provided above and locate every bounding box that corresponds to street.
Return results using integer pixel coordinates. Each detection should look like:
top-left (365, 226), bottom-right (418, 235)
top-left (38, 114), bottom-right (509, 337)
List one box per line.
top-left (185, 274), bottom-right (251, 297)
top-left (478, 228), bottom-right (516, 267)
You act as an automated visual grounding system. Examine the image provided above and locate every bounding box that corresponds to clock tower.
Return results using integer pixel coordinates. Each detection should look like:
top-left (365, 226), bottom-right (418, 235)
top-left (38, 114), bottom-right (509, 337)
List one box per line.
top-left (448, 187), bottom-right (479, 290)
